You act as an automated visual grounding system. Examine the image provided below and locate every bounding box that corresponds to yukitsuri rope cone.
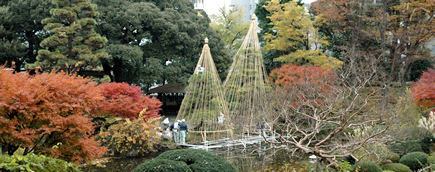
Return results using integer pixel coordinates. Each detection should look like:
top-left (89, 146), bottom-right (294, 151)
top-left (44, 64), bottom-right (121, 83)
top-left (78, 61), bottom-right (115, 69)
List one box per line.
top-left (176, 38), bottom-right (232, 144)
top-left (223, 14), bottom-right (269, 137)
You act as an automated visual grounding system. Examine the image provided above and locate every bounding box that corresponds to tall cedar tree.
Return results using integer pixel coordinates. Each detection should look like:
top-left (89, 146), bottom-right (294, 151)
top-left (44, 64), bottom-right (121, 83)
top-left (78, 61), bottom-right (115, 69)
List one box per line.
top-left (0, 66), bottom-right (106, 163)
top-left (0, 0), bottom-right (54, 72)
top-left (28, 0), bottom-right (108, 74)
top-left (95, 82), bottom-right (161, 120)
top-left (263, 0), bottom-right (343, 70)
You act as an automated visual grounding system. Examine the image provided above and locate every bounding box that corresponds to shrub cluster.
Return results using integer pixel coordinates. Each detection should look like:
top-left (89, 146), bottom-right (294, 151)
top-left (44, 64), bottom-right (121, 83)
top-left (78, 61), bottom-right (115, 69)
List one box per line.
top-left (388, 127), bottom-right (434, 156)
top-left (351, 161), bottom-right (382, 172)
top-left (133, 149), bottom-right (237, 172)
top-left (381, 163), bottom-right (412, 172)
top-left (98, 109), bottom-right (162, 157)
top-left (399, 151), bottom-right (428, 171)
top-left (0, 153), bottom-right (80, 172)
top-left (427, 156), bottom-right (435, 165)
top-left (132, 159), bottom-right (191, 172)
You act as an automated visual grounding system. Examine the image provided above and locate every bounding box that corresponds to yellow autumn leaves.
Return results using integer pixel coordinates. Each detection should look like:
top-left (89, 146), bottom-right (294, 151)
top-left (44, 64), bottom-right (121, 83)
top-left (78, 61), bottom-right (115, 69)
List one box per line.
top-left (98, 108), bottom-right (162, 155)
top-left (263, 0), bottom-right (343, 70)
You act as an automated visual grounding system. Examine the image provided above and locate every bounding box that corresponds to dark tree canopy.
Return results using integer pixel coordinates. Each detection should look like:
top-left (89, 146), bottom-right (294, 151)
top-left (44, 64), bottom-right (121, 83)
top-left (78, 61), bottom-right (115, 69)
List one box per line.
top-left (0, 0), bottom-right (55, 72)
top-left (93, 0), bottom-right (231, 89)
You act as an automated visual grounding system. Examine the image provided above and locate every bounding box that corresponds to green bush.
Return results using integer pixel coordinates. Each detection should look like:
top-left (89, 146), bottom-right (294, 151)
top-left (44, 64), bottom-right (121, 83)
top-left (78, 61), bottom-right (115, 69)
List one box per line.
top-left (155, 149), bottom-right (237, 172)
top-left (0, 153), bottom-right (80, 172)
top-left (131, 159), bottom-right (192, 172)
top-left (381, 163), bottom-right (412, 172)
top-left (351, 161), bottom-right (382, 172)
top-left (388, 127), bottom-right (433, 156)
top-left (427, 156), bottom-right (435, 165)
top-left (388, 152), bottom-right (400, 163)
top-left (399, 151), bottom-right (429, 171)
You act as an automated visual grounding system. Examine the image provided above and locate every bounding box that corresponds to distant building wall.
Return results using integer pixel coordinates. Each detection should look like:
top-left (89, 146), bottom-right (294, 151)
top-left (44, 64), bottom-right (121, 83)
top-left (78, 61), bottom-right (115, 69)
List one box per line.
top-left (230, 0), bottom-right (258, 21)
top-left (192, 0), bottom-right (205, 11)
top-left (425, 37), bottom-right (435, 57)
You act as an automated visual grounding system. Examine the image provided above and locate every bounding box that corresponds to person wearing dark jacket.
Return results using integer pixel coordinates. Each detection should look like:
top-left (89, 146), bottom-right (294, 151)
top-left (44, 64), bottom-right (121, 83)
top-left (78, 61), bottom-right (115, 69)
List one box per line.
top-left (179, 119), bottom-right (188, 144)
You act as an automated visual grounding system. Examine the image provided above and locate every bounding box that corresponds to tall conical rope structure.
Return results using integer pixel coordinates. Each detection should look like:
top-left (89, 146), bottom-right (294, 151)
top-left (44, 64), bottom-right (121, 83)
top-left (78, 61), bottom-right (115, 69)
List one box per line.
top-left (223, 14), bottom-right (269, 135)
top-left (176, 38), bottom-right (232, 144)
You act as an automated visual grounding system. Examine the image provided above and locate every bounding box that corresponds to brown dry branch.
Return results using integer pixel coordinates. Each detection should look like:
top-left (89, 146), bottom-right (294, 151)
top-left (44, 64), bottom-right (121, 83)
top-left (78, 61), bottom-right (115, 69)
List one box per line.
top-left (253, 51), bottom-right (401, 169)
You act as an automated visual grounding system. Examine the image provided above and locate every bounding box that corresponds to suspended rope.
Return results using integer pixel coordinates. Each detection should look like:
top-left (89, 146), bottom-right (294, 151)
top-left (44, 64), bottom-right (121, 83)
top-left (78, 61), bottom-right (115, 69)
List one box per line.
top-left (177, 38), bottom-right (232, 144)
top-left (223, 14), bottom-right (270, 135)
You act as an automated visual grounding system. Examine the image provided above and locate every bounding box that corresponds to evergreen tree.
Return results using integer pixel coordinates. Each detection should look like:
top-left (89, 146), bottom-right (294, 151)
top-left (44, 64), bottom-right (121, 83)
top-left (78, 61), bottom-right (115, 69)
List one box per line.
top-left (210, 6), bottom-right (250, 56)
top-left (93, 0), bottom-right (230, 89)
top-left (28, 0), bottom-right (108, 74)
top-left (0, 0), bottom-right (54, 72)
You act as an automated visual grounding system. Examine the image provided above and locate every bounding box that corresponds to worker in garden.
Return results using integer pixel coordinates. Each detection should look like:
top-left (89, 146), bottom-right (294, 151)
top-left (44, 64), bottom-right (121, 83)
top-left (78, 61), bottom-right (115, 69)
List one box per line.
top-left (258, 119), bottom-right (266, 138)
top-left (179, 119), bottom-right (188, 144)
top-left (169, 120), bottom-right (180, 144)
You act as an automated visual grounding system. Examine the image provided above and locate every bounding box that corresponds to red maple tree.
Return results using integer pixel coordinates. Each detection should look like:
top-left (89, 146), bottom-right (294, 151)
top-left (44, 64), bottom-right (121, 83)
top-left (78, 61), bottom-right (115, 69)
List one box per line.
top-left (411, 68), bottom-right (435, 108)
top-left (95, 82), bottom-right (161, 120)
top-left (269, 64), bottom-right (338, 107)
top-left (0, 66), bottom-right (106, 163)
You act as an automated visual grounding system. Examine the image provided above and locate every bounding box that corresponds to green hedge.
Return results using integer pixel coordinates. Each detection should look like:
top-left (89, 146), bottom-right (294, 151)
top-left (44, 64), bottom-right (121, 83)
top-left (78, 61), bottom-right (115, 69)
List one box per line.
top-left (351, 161), bottom-right (382, 172)
top-left (428, 156), bottom-right (435, 165)
top-left (0, 153), bottom-right (80, 172)
top-left (131, 159), bottom-right (192, 172)
top-left (154, 149), bottom-right (237, 172)
top-left (381, 163), bottom-right (412, 172)
top-left (399, 151), bottom-right (428, 171)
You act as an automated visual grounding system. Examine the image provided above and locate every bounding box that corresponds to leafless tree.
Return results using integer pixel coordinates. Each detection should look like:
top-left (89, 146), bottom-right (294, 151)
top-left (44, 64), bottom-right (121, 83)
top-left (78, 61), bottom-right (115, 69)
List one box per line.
top-left (253, 51), bottom-right (405, 169)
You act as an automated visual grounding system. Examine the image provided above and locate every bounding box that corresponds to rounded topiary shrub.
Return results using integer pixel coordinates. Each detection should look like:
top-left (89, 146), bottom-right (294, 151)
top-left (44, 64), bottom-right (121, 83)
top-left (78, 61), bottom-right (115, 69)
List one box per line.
top-left (131, 159), bottom-right (192, 172)
top-left (388, 152), bottom-right (401, 163)
top-left (0, 153), bottom-right (80, 172)
top-left (427, 156), bottom-right (435, 165)
top-left (155, 149), bottom-right (237, 172)
top-left (381, 163), bottom-right (412, 172)
top-left (351, 161), bottom-right (382, 172)
top-left (399, 151), bottom-right (428, 171)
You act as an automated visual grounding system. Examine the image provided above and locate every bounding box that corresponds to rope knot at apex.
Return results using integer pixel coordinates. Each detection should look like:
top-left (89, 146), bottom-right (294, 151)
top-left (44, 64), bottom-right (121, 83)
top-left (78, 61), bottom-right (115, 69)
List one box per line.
top-left (204, 37), bottom-right (209, 44)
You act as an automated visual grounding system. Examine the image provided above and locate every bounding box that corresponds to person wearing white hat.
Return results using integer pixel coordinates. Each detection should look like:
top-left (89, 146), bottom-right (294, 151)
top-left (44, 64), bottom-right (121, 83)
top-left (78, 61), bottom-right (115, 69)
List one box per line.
top-left (169, 120), bottom-right (180, 144)
top-left (179, 119), bottom-right (188, 144)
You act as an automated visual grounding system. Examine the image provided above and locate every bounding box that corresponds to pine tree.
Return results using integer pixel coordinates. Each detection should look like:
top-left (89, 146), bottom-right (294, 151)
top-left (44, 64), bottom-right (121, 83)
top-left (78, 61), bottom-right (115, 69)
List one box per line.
top-left (176, 38), bottom-right (230, 142)
top-left (28, 0), bottom-right (108, 74)
top-left (223, 15), bottom-right (270, 132)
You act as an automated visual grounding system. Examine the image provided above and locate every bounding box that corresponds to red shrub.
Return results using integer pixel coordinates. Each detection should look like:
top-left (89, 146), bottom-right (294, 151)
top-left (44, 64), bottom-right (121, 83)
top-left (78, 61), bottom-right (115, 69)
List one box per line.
top-left (269, 64), bottom-right (339, 107)
top-left (0, 67), bottom-right (106, 163)
top-left (96, 82), bottom-right (161, 120)
top-left (411, 68), bottom-right (435, 108)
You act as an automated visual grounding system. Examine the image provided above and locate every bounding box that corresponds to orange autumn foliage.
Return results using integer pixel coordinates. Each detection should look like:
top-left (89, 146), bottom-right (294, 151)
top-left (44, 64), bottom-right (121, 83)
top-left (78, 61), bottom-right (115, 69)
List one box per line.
top-left (0, 66), bottom-right (106, 163)
top-left (96, 82), bottom-right (161, 120)
top-left (411, 68), bottom-right (435, 108)
top-left (269, 64), bottom-right (338, 107)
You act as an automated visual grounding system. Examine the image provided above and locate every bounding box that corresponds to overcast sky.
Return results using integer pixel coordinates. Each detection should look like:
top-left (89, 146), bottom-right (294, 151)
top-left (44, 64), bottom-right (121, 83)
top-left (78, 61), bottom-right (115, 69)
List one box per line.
top-left (303, 0), bottom-right (317, 3)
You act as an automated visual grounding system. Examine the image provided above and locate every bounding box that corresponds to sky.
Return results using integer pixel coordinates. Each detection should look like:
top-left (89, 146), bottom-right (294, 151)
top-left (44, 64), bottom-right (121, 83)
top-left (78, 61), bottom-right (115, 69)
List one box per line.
top-left (303, 0), bottom-right (317, 3)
